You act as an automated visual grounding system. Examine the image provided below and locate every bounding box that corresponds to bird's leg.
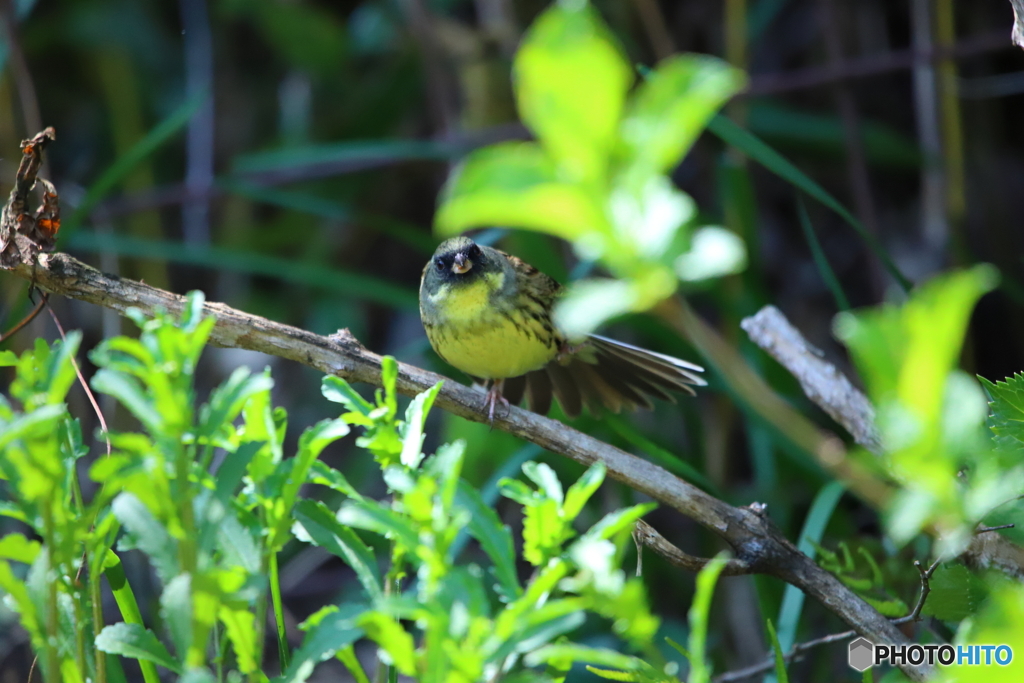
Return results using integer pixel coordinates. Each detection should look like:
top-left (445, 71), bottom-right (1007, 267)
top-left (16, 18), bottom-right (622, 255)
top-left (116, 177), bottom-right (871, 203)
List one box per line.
top-left (485, 379), bottom-right (510, 426)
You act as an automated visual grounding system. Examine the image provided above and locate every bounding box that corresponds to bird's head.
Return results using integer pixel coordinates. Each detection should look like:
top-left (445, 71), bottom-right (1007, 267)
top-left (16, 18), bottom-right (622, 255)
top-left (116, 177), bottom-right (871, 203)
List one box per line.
top-left (425, 236), bottom-right (496, 285)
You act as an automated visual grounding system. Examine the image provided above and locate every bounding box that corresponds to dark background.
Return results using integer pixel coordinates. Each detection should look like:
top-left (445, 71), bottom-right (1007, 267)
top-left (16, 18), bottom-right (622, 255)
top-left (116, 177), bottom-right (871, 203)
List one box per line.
top-left (2, 0), bottom-right (1023, 680)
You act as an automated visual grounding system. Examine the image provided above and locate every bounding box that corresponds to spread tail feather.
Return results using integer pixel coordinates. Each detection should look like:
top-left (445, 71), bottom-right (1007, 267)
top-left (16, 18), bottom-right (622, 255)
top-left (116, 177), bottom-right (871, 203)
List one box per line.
top-left (516, 335), bottom-right (705, 418)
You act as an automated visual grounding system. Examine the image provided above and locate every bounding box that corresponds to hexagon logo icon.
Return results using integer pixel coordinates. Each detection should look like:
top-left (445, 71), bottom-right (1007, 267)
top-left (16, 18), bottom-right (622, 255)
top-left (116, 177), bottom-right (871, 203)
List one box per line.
top-left (848, 637), bottom-right (874, 672)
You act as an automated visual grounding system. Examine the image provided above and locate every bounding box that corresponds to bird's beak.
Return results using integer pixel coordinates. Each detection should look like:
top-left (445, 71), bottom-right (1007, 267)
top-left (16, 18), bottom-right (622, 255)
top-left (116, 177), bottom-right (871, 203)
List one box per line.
top-left (452, 252), bottom-right (473, 274)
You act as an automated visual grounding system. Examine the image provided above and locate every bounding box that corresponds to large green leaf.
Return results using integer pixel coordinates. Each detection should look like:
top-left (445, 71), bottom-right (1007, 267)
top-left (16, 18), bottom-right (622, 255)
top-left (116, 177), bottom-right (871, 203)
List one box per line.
top-left (514, 3), bottom-right (630, 184)
top-left (95, 623), bottom-right (182, 674)
top-left (455, 482), bottom-right (521, 602)
top-left (435, 142), bottom-right (607, 240)
top-left (620, 55), bottom-right (745, 175)
top-left (294, 500), bottom-right (383, 603)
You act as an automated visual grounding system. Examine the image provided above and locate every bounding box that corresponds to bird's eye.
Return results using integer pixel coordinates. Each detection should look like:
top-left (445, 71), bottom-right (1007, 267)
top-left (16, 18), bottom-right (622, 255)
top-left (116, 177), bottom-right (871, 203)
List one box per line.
top-left (468, 244), bottom-right (480, 259)
top-left (434, 258), bottom-right (445, 271)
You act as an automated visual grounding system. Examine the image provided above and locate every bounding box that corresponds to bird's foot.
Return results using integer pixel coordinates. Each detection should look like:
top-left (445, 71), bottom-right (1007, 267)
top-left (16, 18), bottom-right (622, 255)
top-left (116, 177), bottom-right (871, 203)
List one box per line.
top-left (484, 380), bottom-right (510, 427)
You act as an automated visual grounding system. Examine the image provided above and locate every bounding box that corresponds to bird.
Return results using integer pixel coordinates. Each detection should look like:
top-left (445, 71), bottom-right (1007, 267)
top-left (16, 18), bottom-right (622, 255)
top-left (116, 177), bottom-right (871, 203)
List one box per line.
top-left (419, 236), bottom-right (706, 423)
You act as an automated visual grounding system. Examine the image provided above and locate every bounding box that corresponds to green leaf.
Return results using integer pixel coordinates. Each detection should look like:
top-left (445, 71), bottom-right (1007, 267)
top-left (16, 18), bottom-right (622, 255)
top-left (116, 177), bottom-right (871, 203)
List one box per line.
top-left (112, 493), bottom-right (178, 583)
top-left (621, 54), bottom-right (745, 175)
top-left (0, 533), bottom-right (41, 564)
top-left (688, 553), bottom-right (731, 683)
top-left (219, 605), bottom-right (259, 674)
top-left (522, 461), bottom-right (564, 504)
top-left (357, 612), bottom-right (416, 676)
top-left (835, 266), bottom-right (998, 424)
top-left (294, 500), bottom-right (383, 603)
top-left (199, 367), bottom-right (274, 438)
top-left (322, 376), bottom-right (374, 416)
top-left (399, 381), bottom-right (443, 468)
top-left (0, 350), bottom-right (18, 366)
top-left (435, 142), bottom-right (608, 240)
top-left (95, 623), bottom-right (182, 674)
top-left (514, 2), bottom-right (630, 184)
top-left (578, 502), bottom-right (658, 544)
top-left (337, 500), bottom-right (420, 551)
top-left (980, 373), bottom-right (1024, 452)
top-left (282, 605), bottom-right (364, 683)
top-left (522, 498), bottom-right (568, 566)
top-left (563, 462), bottom-right (605, 521)
top-left (160, 574), bottom-right (193, 663)
top-left (921, 564), bottom-right (990, 621)
top-left (308, 460), bottom-right (362, 499)
top-left (455, 482), bottom-right (521, 601)
top-left (765, 619), bottom-right (790, 683)
top-left (91, 370), bottom-right (162, 435)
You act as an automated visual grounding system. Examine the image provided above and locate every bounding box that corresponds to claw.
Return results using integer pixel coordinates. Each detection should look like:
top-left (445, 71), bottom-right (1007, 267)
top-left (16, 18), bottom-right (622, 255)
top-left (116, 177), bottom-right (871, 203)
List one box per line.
top-left (484, 379), bottom-right (510, 427)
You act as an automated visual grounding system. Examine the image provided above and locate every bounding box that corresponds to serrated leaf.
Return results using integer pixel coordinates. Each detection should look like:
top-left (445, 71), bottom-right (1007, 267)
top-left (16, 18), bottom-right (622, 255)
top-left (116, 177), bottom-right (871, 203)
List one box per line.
top-left (455, 482), bottom-right (521, 601)
top-left (980, 373), bottom-right (1024, 451)
top-left (294, 500), bottom-right (383, 603)
top-left (523, 498), bottom-right (568, 566)
top-left (921, 564), bottom-right (989, 621)
top-left (95, 623), bottom-right (181, 674)
top-left (160, 574), bottom-right (193, 662)
top-left (112, 493), bottom-right (178, 583)
top-left (282, 605), bottom-right (364, 683)
top-left (219, 605), bottom-right (258, 674)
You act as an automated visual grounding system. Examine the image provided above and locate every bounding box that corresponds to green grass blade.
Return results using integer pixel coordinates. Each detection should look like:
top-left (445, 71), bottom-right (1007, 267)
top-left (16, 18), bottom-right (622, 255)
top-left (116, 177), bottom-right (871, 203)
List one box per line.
top-left (67, 233), bottom-right (417, 309)
top-left (63, 94), bottom-right (205, 236)
top-left (765, 619), bottom-right (789, 683)
top-left (797, 197), bottom-right (850, 311)
top-left (766, 481), bottom-right (845, 683)
top-left (708, 114), bottom-right (911, 292)
top-left (231, 139), bottom-right (468, 175)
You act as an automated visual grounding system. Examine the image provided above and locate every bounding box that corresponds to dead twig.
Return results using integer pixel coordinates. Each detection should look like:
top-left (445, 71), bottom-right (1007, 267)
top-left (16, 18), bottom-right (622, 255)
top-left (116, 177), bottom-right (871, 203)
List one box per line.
top-left (633, 519), bottom-right (752, 576)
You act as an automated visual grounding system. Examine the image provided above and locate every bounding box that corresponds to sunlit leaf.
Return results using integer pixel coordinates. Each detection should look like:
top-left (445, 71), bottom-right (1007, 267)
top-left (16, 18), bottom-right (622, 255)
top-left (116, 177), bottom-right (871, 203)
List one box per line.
top-left (95, 623), bottom-right (182, 674)
top-left (621, 54), bottom-right (746, 175)
top-left (435, 142), bottom-right (608, 240)
top-left (514, 3), bottom-right (630, 184)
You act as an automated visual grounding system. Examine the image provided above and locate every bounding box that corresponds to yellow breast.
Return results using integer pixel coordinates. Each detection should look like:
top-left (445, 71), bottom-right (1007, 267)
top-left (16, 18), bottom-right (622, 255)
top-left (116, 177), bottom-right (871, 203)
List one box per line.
top-left (424, 274), bottom-right (557, 379)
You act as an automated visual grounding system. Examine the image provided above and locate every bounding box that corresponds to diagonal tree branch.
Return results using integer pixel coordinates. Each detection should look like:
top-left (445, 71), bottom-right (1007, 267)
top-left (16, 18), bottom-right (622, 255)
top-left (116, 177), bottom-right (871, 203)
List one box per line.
top-left (1, 248), bottom-right (927, 680)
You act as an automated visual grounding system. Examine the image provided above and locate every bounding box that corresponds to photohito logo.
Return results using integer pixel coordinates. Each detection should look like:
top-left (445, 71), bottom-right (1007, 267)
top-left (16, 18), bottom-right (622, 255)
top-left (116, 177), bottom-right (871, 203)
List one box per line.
top-left (847, 638), bottom-right (1013, 671)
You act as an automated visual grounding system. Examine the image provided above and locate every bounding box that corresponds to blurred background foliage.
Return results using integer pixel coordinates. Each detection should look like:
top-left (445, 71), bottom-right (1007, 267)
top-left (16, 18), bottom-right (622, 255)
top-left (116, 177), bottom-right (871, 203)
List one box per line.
top-left (4, 0), bottom-right (1024, 680)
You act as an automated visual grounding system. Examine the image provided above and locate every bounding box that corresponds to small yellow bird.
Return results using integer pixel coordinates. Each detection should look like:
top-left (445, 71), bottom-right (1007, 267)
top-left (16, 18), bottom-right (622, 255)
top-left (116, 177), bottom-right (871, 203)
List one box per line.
top-left (419, 236), bottom-right (706, 422)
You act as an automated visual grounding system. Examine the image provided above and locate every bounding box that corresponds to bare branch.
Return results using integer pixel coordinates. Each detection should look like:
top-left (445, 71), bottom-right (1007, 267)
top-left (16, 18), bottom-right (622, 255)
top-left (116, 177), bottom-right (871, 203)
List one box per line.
top-left (633, 519), bottom-right (752, 576)
top-left (740, 305), bottom-right (881, 451)
top-left (1010, 0), bottom-right (1024, 50)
